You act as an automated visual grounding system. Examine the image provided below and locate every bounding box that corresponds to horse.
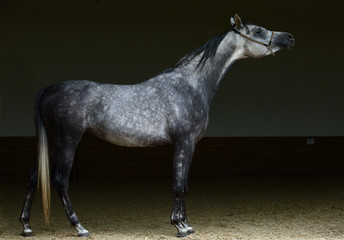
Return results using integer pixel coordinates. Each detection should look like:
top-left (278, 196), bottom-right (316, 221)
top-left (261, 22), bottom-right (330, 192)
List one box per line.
top-left (19, 14), bottom-right (294, 237)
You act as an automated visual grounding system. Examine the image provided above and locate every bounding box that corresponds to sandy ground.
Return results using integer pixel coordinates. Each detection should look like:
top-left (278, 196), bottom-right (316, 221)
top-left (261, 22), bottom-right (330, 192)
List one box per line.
top-left (1, 175), bottom-right (344, 240)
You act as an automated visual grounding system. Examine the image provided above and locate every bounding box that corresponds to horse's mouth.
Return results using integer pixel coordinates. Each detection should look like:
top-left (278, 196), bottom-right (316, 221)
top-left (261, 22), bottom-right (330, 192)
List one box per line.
top-left (280, 41), bottom-right (295, 50)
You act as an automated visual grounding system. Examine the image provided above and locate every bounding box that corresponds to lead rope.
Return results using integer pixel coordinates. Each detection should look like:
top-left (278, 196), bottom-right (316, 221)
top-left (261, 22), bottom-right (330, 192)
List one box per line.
top-left (233, 28), bottom-right (275, 56)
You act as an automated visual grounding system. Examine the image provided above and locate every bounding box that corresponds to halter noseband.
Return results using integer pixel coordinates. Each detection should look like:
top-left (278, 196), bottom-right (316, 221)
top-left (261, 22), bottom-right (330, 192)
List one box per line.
top-left (233, 27), bottom-right (275, 56)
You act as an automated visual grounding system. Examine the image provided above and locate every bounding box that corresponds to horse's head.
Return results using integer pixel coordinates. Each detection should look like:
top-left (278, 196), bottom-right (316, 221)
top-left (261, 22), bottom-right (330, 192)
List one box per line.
top-left (230, 14), bottom-right (295, 58)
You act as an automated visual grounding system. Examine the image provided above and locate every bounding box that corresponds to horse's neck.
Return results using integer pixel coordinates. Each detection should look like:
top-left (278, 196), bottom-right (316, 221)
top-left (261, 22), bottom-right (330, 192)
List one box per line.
top-left (183, 31), bottom-right (243, 107)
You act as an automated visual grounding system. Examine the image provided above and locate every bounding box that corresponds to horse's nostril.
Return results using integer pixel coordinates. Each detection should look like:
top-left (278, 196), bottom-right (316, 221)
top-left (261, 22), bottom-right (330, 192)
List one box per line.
top-left (288, 34), bottom-right (294, 40)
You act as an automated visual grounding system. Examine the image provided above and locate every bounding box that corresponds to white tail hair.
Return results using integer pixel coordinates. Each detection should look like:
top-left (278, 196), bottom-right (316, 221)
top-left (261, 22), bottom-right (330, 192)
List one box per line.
top-left (37, 102), bottom-right (51, 226)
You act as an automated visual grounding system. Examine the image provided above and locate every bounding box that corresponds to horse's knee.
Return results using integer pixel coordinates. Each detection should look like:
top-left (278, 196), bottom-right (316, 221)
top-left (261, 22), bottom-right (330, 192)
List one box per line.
top-left (173, 183), bottom-right (188, 198)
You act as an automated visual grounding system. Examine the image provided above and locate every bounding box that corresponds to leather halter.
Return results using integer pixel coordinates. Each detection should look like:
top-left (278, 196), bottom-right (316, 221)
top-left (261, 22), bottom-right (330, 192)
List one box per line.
top-left (233, 27), bottom-right (275, 56)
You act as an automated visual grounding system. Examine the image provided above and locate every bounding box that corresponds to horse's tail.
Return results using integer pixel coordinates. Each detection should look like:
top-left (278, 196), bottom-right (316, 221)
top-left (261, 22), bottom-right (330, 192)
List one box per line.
top-left (35, 89), bottom-right (51, 226)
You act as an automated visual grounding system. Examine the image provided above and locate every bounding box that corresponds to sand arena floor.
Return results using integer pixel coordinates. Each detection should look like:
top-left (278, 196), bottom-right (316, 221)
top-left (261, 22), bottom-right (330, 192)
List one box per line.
top-left (1, 175), bottom-right (344, 240)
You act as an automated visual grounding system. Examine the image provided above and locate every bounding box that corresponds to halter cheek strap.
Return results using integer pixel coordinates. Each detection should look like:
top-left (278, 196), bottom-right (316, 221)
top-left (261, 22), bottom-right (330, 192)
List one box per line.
top-left (233, 28), bottom-right (275, 56)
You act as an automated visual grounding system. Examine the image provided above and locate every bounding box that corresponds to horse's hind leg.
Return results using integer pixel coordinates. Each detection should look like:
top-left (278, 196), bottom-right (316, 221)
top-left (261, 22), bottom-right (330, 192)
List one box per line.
top-left (19, 167), bottom-right (38, 236)
top-left (171, 140), bottom-right (195, 237)
top-left (51, 138), bottom-right (89, 237)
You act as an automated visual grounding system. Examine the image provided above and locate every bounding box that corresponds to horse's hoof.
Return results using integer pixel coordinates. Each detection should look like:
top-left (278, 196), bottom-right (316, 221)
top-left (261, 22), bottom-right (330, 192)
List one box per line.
top-left (75, 223), bottom-right (90, 237)
top-left (177, 231), bottom-right (188, 238)
top-left (21, 229), bottom-right (34, 237)
top-left (77, 231), bottom-right (90, 237)
top-left (177, 229), bottom-right (194, 238)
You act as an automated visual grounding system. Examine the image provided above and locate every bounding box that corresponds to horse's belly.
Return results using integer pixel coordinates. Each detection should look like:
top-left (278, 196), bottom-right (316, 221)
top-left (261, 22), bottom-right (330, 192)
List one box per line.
top-left (103, 133), bottom-right (170, 147)
top-left (90, 120), bottom-right (170, 147)
top-left (88, 90), bottom-right (172, 147)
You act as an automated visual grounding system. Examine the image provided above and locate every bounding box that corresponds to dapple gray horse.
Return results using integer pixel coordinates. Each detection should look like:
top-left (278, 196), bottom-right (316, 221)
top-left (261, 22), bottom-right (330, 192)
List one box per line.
top-left (20, 14), bottom-right (294, 237)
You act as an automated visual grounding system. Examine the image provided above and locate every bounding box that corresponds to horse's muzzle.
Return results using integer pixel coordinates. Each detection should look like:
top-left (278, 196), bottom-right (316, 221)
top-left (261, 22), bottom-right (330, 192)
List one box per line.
top-left (275, 32), bottom-right (295, 49)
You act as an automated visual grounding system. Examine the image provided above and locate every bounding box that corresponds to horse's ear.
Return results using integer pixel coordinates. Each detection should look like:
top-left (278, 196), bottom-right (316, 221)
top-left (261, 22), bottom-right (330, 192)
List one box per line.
top-left (231, 14), bottom-right (242, 29)
top-left (230, 17), bottom-right (235, 28)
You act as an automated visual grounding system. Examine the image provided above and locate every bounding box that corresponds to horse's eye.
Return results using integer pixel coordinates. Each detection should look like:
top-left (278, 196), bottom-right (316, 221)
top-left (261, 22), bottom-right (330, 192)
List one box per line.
top-left (255, 28), bottom-right (262, 34)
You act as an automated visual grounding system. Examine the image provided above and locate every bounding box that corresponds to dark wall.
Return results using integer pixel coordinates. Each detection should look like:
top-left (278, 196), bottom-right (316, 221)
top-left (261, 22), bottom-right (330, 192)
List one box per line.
top-left (1, 136), bottom-right (344, 179)
top-left (0, 0), bottom-right (343, 136)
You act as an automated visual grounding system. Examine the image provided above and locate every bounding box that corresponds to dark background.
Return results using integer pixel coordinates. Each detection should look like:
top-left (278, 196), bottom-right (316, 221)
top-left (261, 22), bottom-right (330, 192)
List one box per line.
top-left (0, 0), bottom-right (343, 137)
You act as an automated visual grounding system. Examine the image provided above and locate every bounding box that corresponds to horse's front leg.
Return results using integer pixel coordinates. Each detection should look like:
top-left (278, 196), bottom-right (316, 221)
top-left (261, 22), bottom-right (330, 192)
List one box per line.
top-left (171, 140), bottom-right (195, 237)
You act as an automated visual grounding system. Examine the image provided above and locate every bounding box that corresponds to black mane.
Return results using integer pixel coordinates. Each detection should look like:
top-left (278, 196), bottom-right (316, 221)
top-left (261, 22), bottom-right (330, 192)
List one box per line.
top-left (169, 31), bottom-right (229, 71)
